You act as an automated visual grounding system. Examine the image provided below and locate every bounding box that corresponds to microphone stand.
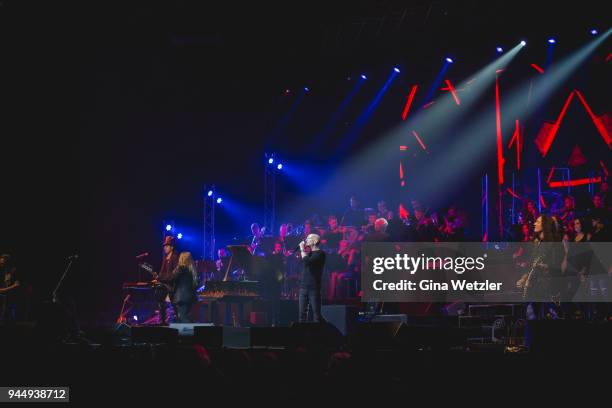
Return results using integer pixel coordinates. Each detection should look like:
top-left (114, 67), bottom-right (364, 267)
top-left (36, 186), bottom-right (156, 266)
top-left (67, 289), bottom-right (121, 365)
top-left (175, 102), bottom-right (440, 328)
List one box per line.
top-left (52, 256), bottom-right (77, 304)
top-left (49, 256), bottom-right (87, 344)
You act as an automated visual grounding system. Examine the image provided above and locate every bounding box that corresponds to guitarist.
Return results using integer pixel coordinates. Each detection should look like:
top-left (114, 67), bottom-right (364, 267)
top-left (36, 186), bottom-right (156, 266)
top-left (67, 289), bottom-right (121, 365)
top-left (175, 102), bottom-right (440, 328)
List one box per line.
top-left (152, 236), bottom-right (179, 325)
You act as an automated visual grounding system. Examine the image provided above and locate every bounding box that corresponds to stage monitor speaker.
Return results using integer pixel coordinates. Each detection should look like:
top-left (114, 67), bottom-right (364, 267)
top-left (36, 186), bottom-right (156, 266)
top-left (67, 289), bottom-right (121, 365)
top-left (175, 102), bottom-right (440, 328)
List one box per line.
top-left (348, 321), bottom-right (404, 350)
top-left (131, 326), bottom-right (178, 344)
top-left (277, 300), bottom-right (299, 326)
top-left (527, 320), bottom-right (611, 354)
top-left (193, 325), bottom-right (224, 348)
top-left (322, 305), bottom-right (359, 336)
top-left (169, 323), bottom-right (215, 336)
top-left (289, 322), bottom-right (344, 349)
top-left (193, 326), bottom-right (251, 348)
top-left (223, 327), bottom-right (250, 348)
top-left (250, 327), bottom-right (291, 348)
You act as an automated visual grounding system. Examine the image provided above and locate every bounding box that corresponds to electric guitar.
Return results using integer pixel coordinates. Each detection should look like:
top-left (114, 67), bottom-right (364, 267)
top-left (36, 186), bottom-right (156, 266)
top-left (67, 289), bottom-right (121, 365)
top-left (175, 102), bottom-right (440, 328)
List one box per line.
top-left (139, 262), bottom-right (173, 292)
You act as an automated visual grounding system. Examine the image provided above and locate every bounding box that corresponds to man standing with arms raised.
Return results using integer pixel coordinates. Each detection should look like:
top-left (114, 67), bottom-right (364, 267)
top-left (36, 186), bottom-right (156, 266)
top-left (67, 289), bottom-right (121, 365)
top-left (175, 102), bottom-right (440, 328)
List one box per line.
top-left (298, 234), bottom-right (326, 323)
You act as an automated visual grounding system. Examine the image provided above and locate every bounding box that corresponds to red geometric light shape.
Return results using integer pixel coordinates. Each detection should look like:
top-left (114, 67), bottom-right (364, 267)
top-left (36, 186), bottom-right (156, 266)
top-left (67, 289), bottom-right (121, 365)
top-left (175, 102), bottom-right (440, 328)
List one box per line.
top-left (401, 85), bottom-right (418, 121)
top-left (534, 91), bottom-right (575, 157)
top-left (574, 91), bottom-right (612, 147)
top-left (507, 119), bottom-right (522, 170)
top-left (534, 90), bottom-right (611, 157)
top-left (548, 177), bottom-right (602, 188)
top-left (495, 75), bottom-right (504, 185)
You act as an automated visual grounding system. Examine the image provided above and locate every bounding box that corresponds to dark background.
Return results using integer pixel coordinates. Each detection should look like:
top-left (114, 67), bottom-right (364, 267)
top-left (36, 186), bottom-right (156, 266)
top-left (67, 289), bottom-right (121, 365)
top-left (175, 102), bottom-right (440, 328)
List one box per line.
top-left (1, 0), bottom-right (609, 324)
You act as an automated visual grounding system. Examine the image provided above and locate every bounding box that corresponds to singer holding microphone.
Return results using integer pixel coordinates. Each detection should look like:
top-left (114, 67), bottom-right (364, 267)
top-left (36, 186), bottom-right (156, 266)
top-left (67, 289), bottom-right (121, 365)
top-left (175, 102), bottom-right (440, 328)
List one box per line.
top-left (297, 234), bottom-right (326, 323)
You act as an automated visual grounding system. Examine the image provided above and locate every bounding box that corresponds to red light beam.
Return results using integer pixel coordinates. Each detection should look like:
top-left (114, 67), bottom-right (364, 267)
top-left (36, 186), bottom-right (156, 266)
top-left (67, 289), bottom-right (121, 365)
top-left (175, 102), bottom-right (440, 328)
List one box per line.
top-left (411, 130), bottom-right (427, 151)
top-left (443, 79), bottom-right (460, 106)
top-left (401, 85), bottom-right (418, 121)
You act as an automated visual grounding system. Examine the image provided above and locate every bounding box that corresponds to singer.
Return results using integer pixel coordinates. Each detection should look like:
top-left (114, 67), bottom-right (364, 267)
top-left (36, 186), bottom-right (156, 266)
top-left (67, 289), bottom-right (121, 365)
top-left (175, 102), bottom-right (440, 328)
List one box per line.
top-left (298, 234), bottom-right (326, 323)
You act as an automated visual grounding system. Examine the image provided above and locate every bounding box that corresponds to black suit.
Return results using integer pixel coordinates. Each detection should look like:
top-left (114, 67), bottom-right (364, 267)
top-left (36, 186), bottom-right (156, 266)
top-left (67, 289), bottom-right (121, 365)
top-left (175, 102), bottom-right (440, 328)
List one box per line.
top-left (156, 252), bottom-right (178, 324)
top-left (171, 266), bottom-right (197, 323)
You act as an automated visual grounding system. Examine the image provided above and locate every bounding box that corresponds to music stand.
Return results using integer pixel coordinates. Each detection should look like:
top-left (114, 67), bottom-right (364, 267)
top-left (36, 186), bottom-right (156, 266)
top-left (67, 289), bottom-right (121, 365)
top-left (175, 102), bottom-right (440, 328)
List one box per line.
top-left (223, 245), bottom-right (252, 281)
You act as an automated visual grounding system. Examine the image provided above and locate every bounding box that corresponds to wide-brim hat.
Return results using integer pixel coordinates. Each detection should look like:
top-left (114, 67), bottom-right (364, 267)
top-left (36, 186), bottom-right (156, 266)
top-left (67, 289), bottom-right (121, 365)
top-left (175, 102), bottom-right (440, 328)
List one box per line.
top-left (162, 235), bottom-right (176, 247)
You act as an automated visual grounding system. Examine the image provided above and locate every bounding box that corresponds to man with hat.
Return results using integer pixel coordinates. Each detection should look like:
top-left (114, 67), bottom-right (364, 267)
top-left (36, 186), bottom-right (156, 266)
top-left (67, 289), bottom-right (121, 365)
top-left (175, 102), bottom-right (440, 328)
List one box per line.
top-left (154, 235), bottom-right (179, 325)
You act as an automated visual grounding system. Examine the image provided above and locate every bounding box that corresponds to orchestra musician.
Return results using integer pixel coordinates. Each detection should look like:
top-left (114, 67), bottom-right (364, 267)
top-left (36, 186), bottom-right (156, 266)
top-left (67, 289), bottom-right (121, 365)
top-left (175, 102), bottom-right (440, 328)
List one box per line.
top-left (250, 223), bottom-right (266, 255)
top-left (214, 248), bottom-right (231, 280)
top-left (321, 215), bottom-right (343, 250)
top-left (341, 196), bottom-right (365, 227)
top-left (376, 200), bottom-right (394, 220)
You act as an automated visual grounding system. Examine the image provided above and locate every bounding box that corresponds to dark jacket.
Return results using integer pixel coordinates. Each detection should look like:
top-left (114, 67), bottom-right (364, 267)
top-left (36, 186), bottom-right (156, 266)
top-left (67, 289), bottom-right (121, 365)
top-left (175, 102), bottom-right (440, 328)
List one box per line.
top-left (171, 266), bottom-right (197, 304)
top-left (159, 251), bottom-right (179, 283)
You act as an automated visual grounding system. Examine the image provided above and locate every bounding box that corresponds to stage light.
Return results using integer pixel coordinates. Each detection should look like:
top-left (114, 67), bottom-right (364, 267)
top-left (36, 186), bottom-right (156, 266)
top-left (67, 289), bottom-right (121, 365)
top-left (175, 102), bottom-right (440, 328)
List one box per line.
top-left (548, 38), bottom-right (556, 44)
top-left (590, 29), bottom-right (598, 35)
top-left (165, 224), bottom-right (172, 231)
top-left (520, 40), bottom-right (527, 46)
top-left (361, 74), bottom-right (367, 80)
top-left (393, 67), bottom-right (400, 73)
top-left (207, 190), bottom-right (213, 197)
top-left (133, 315), bottom-right (138, 321)
top-left (268, 158), bottom-right (274, 164)
top-left (216, 197), bottom-right (222, 204)
top-left (445, 57), bottom-right (454, 63)
top-left (177, 233), bottom-right (183, 239)
top-left (496, 47), bottom-right (503, 53)
top-left (304, 87), bottom-right (310, 92)
top-left (277, 163), bottom-right (283, 170)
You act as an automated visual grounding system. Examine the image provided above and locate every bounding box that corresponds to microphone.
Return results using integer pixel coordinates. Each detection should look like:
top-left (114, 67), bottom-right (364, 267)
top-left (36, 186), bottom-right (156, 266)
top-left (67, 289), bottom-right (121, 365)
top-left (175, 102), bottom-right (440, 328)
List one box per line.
top-left (66, 254), bottom-right (79, 260)
top-left (292, 241), bottom-right (306, 252)
top-left (135, 252), bottom-right (149, 259)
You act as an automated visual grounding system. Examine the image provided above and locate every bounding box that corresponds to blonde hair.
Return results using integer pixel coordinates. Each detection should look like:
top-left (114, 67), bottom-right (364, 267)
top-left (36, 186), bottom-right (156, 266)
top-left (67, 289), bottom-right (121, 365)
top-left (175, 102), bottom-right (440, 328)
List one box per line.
top-left (177, 251), bottom-right (198, 286)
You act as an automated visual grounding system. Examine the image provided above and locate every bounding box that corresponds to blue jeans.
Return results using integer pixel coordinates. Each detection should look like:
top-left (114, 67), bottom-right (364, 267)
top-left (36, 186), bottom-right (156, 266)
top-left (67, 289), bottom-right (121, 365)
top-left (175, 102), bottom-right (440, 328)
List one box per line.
top-left (298, 287), bottom-right (322, 323)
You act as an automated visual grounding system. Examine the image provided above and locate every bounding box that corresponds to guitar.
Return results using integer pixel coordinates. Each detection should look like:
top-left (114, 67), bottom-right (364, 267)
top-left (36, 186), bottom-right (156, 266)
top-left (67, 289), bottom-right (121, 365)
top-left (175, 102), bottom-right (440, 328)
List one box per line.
top-left (139, 262), bottom-right (173, 292)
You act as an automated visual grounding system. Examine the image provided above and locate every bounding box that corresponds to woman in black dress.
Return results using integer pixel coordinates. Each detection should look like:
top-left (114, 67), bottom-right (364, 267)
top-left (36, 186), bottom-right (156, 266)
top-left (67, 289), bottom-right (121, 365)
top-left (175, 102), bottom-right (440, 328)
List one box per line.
top-left (171, 252), bottom-right (199, 323)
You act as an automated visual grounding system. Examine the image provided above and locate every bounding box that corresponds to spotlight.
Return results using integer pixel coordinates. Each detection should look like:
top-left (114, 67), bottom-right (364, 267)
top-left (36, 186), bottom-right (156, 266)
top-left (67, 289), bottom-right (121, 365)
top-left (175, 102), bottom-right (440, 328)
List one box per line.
top-left (268, 158), bottom-right (274, 164)
top-left (590, 29), bottom-right (598, 35)
top-left (361, 74), bottom-right (367, 80)
top-left (496, 46), bottom-right (503, 53)
top-left (133, 315), bottom-right (138, 321)
top-left (393, 67), bottom-right (400, 73)
top-left (216, 197), bottom-right (222, 204)
top-left (165, 224), bottom-right (172, 231)
top-left (207, 190), bottom-right (213, 197)
top-left (304, 87), bottom-right (310, 92)
top-left (177, 233), bottom-right (183, 240)
top-left (548, 38), bottom-right (556, 44)
top-left (445, 57), bottom-right (454, 63)
top-left (520, 40), bottom-right (527, 47)
top-left (277, 163), bottom-right (283, 170)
